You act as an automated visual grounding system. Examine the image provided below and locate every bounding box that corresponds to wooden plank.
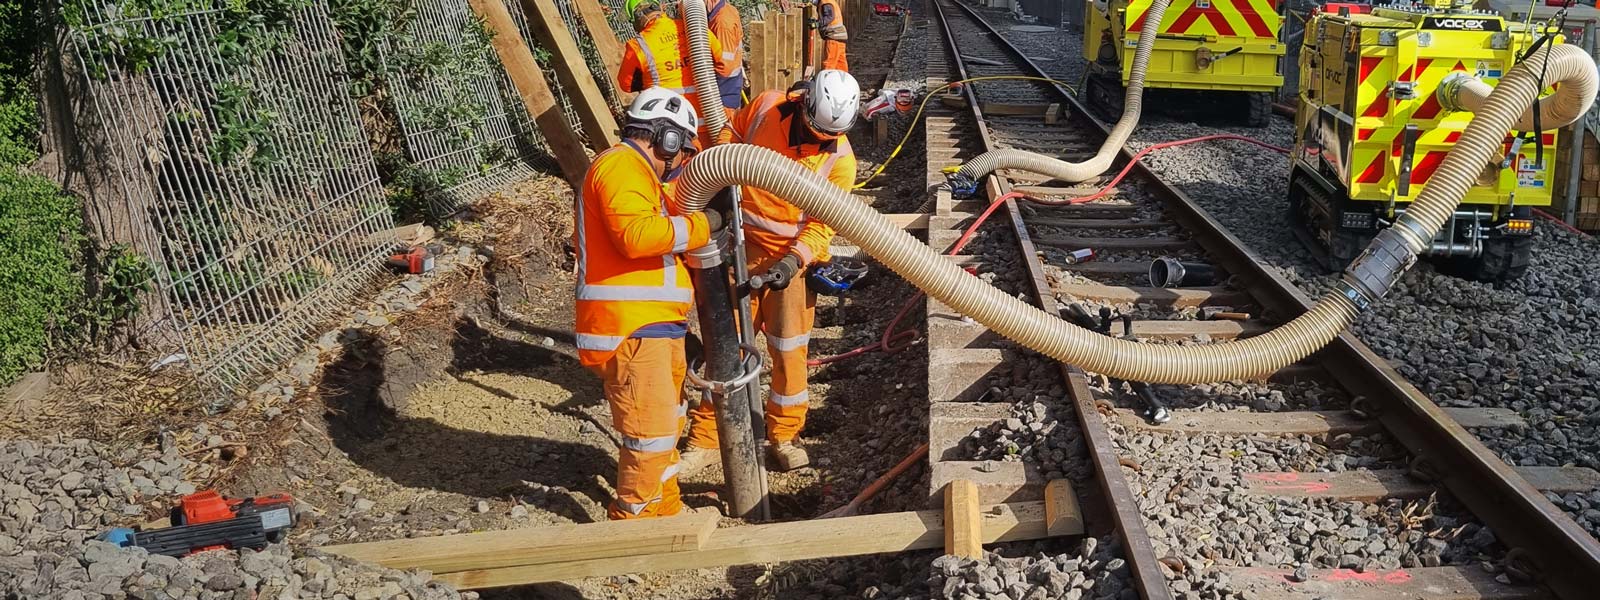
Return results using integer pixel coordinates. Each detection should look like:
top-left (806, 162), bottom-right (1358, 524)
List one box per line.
top-left (1062, 261), bottom-right (1150, 276)
top-left (1444, 407), bottom-right (1527, 429)
top-left (1114, 409), bottom-right (1378, 436)
top-left (977, 102), bottom-right (1058, 116)
top-left (522, 0), bottom-right (620, 150)
top-left (1044, 480), bottom-right (1083, 537)
top-left (1025, 199), bottom-right (1135, 213)
top-left (1052, 282), bottom-right (1244, 308)
top-left (944, 480), bottom-right (983, 559)
top-left (1120, 407), bottom-right (1524, 434)
top-left (1029, 217), bottom-right (1167, 229)
top-left (433, 498), bottom-right (1070, 589)
top-left (885, 212), bottom-right (931, 230)
top-left (748, 19), bottom-right (770, 94)
top-left (571, 0), bottom-right (623, 84)
top-left (1130, 319), bottom-right (1269, 341)
top-left (1242, 466), bottom-right (1600, 502)
top-left (321, 510), bottom-right (717, 573)
top-left (1220, 565), bottom-right (1544, 600)
top-left (468, 0), bottom-right (589, 185)
top-left (1032, 235), bottom-right (1190, 251)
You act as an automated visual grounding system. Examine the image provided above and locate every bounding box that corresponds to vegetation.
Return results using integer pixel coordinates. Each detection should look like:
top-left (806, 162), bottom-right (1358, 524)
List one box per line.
top-left (1, 0), bottom-right (153, 385)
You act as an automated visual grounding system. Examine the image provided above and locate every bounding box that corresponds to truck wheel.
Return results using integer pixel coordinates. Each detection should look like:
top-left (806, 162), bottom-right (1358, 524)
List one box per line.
top-left (1245, 92), bottom-right (1273, 127)
top-left (1444, 236), bottom-right (1533, 283)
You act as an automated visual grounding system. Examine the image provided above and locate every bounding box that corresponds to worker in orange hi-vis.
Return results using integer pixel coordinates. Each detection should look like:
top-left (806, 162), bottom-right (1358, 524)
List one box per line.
top-left (618, 0), bottom-right (735, 145)
top-left (680, 70), bottom-right (861, 473)
top-left (702, 0), bottom-right (746, 109)
top-left (575, 87), bottom-right (721, 519)
top-left (815, 0), bottom-right (848, 72)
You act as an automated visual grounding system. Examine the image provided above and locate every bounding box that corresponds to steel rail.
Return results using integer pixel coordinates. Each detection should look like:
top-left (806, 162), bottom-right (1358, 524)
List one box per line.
top-left (929, 2), bottom-right (1175, 599)
top-left (932, 1), bottom-right (1600, 598)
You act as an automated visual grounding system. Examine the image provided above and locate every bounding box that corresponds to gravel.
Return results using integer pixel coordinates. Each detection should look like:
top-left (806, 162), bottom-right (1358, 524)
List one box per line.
top-left (926, 538), bottom-right (1135, 600)
top-left (957, 353), bottom-right (1093, 482)
top-left (978, 0), bottom-right (1600, 546)
top-left (0, 440), bottom-right (474, 599)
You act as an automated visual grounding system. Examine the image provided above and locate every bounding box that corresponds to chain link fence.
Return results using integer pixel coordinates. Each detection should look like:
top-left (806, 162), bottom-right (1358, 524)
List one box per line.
top-left (384, 0), bottom-right (632, 214)
top-left (62, 0), bottom-right (635, 391)
top-left (66, 0), bottom-right (395, 391)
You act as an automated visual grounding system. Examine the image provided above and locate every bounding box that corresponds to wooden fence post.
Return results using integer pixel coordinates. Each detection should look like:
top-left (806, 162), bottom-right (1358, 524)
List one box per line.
top-left (573, 0), bottom-right (624, 80)
top-left (522, 0), bottom-right (620, 150)
top-left (468, 0), bottom-right (591, 185)
top-left (748, 18), bottom-right (770, 94)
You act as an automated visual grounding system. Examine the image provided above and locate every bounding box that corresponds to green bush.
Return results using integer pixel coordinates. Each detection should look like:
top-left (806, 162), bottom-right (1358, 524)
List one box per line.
top-left (0, 168), bottom-right (86, 383)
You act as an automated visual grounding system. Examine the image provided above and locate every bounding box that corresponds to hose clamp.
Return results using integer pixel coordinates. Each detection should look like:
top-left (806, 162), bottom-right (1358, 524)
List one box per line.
top-left (686, 342), bottom-right (766, 395)
top-left (1437, 72), bottom-right (1474, 114)
top-left (1340, 227), bottom-right (1417, 312)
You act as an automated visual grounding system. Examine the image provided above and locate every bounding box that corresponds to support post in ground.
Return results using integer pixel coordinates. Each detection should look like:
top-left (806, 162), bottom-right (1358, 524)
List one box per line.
top-left (521, 0), bottom-right (621, 150)
top-left (944, 479), bottom-right (983, 559)
top-left (690, 209), bottom-right (768, 520)
top-left (572, 0), bottom-right (625, 83)
top-left (468, 0), bottom-right (590, 185)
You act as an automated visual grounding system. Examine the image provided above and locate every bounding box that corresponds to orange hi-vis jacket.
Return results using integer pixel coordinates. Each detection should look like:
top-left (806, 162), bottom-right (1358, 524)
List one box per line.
top-left (732, 91), bottom-right (857, 266)
top-left (705, 0), bottom-right (745, 107)
top-left (618, 15), bottom-right (730, 117)
top-left (575, 140), bottom-right (712, 367)
top-left (816, 0), bottom-right (848, 71)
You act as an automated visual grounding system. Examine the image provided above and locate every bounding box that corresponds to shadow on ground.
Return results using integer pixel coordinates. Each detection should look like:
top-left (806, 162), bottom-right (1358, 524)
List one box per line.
top-left (320, 321), bottom-right (612, 524)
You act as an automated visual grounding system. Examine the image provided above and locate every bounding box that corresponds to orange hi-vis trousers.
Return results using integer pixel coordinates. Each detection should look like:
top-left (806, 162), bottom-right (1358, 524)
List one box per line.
top-left (590, 337), bottom-right (688, 519)
top-left (687, 255), bottom-right (815, 450)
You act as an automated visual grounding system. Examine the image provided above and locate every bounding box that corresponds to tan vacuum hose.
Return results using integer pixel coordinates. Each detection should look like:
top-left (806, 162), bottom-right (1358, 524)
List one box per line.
top-left (680, 0), bottom-right (729, 140)
top-left (952, 0), bottom-right (1171, 182)
top-left (674, 44), bottom-right (1595, 384)
top-left (1440, 44), bottom-right (1598, 133)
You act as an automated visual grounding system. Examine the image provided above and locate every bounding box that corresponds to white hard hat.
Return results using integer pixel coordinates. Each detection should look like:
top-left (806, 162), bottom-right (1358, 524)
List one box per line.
top-left (626, 86), bottom-right (700, 133)
top-left (804, 70), bottom-right (860, 135)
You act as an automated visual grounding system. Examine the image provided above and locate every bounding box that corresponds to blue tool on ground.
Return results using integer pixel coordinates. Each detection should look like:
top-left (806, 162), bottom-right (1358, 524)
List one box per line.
top-left (99, 491), bottom-right (297, 557)
top-left (806, 257), bottom-right (870, 295)
top-left (945, 172), bottom-right (980, 198)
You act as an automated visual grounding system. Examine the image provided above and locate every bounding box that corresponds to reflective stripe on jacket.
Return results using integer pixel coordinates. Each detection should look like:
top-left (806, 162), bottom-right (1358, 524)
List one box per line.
top-left (816, 0), bottom-right (848, 70)
top-left (704, 0), bottom-right (746, 107)
top-left (617, 16), bottom-right (729, 112)
top-left (575, 140), bottom-right (711, 366)
top-left (731, 91), bottom-right (857, 266)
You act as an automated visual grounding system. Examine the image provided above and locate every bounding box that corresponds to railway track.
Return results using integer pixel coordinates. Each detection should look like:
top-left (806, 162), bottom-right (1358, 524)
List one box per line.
top-left (915, 1), bottom-right (1600, 598)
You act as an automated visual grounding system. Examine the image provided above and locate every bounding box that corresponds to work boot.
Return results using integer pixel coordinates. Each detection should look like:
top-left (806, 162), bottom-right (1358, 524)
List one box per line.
top-left (677, 445), bottom-right (720, 477)
top-left (766, 441), bottom-right (811, 472)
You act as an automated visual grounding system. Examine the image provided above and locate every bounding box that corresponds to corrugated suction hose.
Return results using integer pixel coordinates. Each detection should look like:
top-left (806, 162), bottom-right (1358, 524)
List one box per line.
top-left (674, 44), bottom-right (1595, 384)
top-left (952, 0), bottom-right (1172, 183)
top-left (680, 0), bottom-right (729, 140)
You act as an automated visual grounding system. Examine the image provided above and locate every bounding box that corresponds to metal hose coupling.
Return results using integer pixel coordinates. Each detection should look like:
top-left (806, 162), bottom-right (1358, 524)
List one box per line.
top-left (1339, 226), bottom-right (1418, 312)
top-left (685, 224), bottom-right (729, 269)
top-left (954, 0), bottom-right (1172, 183)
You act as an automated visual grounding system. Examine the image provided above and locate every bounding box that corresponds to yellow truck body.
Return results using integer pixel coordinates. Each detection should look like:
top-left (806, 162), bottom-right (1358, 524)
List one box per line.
top-left (1295, 8), bottom-right (1559, 208)
top-left (1083, 0), bottom-right (1286, 93)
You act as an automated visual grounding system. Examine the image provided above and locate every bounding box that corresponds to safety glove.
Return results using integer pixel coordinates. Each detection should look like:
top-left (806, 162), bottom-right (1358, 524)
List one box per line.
top-left (700, 209), bottom-right (723, 232)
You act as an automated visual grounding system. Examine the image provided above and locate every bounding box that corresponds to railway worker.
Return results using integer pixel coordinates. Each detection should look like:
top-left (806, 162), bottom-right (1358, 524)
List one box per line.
top-left (575, 87), bottom-right (720, 519)
top-left (618, 0), bottom-right (737, 145)
top-left (814, 0), bottom-right (849, 72)
top-left (701, 0), bottom-right (747, 109)
top-left (680, 69), bottom-right (862, 473)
